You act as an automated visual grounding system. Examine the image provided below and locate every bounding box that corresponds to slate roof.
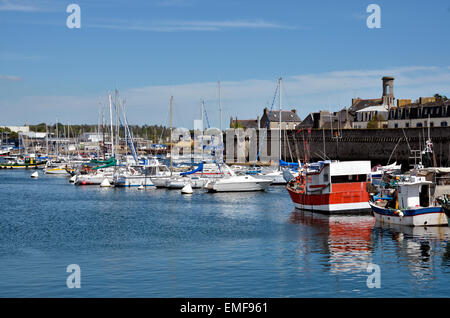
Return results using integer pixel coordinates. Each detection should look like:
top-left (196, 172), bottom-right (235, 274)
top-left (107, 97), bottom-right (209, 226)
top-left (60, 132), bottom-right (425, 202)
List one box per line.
top-left (230, 119), bottom-right (259, 129)
top-left (398, 99), bottom-right (450, 109)
top-left (263, 108), bottom-right (301, 122)
top-left (349, 98), bottom-right (383, 113)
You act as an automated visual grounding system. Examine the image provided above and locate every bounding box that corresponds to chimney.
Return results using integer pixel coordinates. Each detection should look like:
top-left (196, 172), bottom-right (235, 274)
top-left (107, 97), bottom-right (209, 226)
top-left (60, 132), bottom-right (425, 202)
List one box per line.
top-left (291, 109), bottom-right (296, 114)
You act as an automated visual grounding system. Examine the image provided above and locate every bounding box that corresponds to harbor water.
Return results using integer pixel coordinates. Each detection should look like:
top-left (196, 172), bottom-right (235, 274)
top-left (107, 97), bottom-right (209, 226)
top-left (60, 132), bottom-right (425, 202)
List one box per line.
top-left (0, 170), bottom-right (449, 297)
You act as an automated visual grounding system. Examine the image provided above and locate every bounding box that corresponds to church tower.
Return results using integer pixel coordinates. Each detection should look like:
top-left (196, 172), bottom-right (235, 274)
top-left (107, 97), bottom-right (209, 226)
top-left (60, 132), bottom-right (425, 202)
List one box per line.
top-left (382, 76), bottom-right (395, 109)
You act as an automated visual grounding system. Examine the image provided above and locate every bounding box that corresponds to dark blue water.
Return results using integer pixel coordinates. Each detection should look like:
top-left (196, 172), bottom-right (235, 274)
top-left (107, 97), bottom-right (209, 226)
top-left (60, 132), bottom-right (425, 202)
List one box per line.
top-left (0, 170), bottom-right (449, 297)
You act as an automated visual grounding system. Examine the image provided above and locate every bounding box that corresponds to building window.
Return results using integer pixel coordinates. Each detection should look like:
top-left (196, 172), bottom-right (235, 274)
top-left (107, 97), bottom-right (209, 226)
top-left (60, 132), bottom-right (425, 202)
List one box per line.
top-left (430, 122), bottom-right (434, 127)
top-left (441, 121), bottom-right (448, 127)
top-left (405, 123), bottom-right (409, 128)
top-left (417, 123), bottom-right (423, 128)
top-left (394, 123), bottom-right (398, 128)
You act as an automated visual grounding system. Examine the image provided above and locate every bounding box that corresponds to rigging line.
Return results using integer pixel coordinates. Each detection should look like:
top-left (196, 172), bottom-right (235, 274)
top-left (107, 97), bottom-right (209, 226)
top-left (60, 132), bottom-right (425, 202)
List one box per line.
top-left (401, 128), bottom-right (411, 152)
top-left (201, 101), bottom-right (222, 168)
top-left (254, 82), bottom-right (279, 168)
top-left (387, 137), bottom-right (403, 166)
top-left (203, 101), bottom-right (211, 129)
top-left (286, 128), bottom-right (294, 162)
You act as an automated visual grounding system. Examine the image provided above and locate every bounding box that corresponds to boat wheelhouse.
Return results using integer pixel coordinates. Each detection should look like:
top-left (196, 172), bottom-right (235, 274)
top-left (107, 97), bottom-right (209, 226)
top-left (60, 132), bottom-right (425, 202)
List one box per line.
top-left (286, 160), bottom-right (372, 213)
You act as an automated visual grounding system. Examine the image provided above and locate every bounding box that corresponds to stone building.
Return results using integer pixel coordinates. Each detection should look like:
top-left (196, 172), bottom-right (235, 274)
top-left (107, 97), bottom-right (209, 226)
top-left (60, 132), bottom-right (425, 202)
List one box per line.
top-left (230, 107), bottom-right (301, 130)
top-left (298, 109), bottom-right (351, 129)
top-left (351, 77), bottom-right (394, 128)
top-left (388, 98), bottom-right (450, 128)
top-left (229, 116), bottom-right (260, 129)
top-left (259, 108), bottom-right (301, 129)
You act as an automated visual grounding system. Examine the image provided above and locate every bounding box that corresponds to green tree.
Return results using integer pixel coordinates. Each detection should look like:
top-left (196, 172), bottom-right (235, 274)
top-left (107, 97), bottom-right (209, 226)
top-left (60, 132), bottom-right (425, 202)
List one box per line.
top-left (434, 93), bottom-right (448, 102)
top-left (230, 122), bottom-right (245, 129)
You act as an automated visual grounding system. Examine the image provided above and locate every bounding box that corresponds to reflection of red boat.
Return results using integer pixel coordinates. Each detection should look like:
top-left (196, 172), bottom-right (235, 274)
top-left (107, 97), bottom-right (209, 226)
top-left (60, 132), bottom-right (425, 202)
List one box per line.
top-left (286, 161), bottom-right (372, 213)
top-left (289, 211), bottom-right (375, 272)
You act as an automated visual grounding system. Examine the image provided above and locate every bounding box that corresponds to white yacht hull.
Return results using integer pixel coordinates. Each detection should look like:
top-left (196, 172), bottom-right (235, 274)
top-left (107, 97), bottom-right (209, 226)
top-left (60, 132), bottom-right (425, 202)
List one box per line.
top-left (114, 175), bottom-right (155, 187)
top-left (205, 176), bottom-right (272, 192)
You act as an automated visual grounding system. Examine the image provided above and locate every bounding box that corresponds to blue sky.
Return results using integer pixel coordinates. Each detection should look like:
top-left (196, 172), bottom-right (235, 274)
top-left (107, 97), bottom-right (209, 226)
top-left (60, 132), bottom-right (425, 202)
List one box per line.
top-left (1, 0), bottom-right (450, 128)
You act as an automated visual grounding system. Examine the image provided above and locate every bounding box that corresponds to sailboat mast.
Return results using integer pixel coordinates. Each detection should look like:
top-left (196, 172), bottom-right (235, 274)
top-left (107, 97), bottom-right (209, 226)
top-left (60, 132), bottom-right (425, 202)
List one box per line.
top-left (201, 99), bottom-right (205, 162)
top-left (115, 90), bottom-right (120, 163)
top-left (56, 118), bottom-right (59, 156)
top-left (102, 109), bottom-right (106, 160)
top-left (218, 81), bottom-right (222, 133)
top-left (278, 77), bottom-right (282, 165)
top-left (169, 96), bottom-right (173, 175)
top-left (45, 124), bottom-right (49, 156)
top-left (218, 81), bottom-right (224, 164)
top-left (109, 94), bottom-right (114, 158)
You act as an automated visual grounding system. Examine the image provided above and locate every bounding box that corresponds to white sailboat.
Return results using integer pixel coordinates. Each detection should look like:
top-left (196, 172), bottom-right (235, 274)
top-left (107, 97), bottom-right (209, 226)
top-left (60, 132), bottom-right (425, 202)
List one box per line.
top-left (253, 77), bottom-right (288, 185)
top-left (113, 166), bottom-right (155, 188)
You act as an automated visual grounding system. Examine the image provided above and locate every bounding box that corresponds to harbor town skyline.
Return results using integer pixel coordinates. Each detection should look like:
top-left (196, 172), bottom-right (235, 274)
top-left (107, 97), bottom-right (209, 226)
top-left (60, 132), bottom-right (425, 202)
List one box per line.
top-left (1, 1), bottom-right (450, 127)
top-left (1, 0), bottom-right (450, 304)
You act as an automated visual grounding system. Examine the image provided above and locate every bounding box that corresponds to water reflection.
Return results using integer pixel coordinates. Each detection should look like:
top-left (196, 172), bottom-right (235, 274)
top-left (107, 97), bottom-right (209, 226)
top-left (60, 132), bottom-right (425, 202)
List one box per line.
top-left (373, 221), bottom-right (450, 281)
top-left (289, 210), bottom-right (375, 274)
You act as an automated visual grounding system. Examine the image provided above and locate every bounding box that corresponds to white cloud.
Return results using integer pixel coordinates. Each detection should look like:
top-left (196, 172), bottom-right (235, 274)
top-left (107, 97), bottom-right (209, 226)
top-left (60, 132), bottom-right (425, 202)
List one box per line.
top-left (156, 0), bottom-right (196, 7)
top-left (0, 52), bottom-right (41, 60)
top-left (1, 66), bottom-right (450, 127)
top-left (0, 74), bottom-right (22, 81)
top-left (0, 0), bottom-right (41, 12)
top-left (88, 19), bottom-right (296, 32)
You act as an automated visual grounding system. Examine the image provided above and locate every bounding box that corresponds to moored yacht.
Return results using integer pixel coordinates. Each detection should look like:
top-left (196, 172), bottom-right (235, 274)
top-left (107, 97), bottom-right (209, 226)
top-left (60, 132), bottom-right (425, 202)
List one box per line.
top-left (204, 165), bottom-right (272, 192)
top-left (113, 166), bottom-right (155, 188)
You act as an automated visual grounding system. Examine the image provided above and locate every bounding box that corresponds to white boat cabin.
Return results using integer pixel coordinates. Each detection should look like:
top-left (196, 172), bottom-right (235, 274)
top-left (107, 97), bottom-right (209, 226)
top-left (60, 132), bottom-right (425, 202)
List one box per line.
top-left (397, 176), bottom-right (432, 209)
top-left (305, 161), bottom-right (371, 192)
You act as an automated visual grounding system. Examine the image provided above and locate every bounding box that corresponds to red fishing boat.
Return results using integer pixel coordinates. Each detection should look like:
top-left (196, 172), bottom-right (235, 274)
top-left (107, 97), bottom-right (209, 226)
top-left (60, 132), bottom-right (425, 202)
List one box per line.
top-left (286, 160), bottom-right (372, 213)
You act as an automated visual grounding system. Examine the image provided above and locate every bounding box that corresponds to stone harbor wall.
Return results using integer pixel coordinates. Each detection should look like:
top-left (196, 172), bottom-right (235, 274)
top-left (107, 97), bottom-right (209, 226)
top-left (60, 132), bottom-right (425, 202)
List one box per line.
top-left (223, 127), bottom-right (450, 168)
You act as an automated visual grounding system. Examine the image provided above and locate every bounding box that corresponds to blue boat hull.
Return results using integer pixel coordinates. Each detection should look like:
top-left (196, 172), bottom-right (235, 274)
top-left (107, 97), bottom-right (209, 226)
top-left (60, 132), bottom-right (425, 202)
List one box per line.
top-left (369, 202), bottom-right (448, 227)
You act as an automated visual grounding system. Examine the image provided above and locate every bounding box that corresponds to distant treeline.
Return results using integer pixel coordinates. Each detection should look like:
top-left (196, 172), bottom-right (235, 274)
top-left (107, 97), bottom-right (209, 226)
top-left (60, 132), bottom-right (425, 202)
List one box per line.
top-left (28, 123), bottom-right (171, 143)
